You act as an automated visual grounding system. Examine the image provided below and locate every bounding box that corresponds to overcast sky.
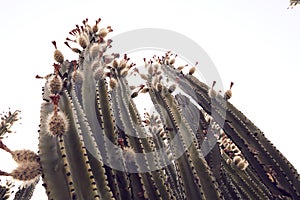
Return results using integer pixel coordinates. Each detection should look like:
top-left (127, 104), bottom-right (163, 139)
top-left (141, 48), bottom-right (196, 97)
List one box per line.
top-left (0, 0), bottom-right (299, 199)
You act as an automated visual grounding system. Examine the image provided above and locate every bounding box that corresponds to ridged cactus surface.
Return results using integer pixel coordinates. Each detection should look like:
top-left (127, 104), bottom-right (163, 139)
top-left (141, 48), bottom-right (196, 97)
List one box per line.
top-left (1, 18), bottom-right (300, 200)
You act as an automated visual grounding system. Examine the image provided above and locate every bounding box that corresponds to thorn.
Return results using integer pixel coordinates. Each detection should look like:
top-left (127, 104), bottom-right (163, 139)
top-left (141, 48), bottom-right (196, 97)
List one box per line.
top-left (131, 91), bottom-right (139, 98)
top-left (64, 41), bottom-right (71, 48)
top-left (80, 26), bottom-right (84, 32)
top-left (178, 64), bottom-right (188, 71)
top-left (230, 82), bottom-right (234, 89)
top-left (212, 81), bottom-right (216, 88)
top-left (35, 75), bottom-right (44, 79)
top-left (52, 41), bottom-right (57, 49)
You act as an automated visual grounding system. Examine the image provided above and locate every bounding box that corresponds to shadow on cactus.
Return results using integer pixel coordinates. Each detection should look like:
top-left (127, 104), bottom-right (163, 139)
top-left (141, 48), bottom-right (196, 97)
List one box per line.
top-left (1, 18), bottom-right (300, 200)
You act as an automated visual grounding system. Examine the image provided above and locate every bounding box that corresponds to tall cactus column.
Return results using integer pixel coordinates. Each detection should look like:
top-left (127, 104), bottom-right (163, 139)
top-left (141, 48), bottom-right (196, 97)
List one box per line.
top-left (1, 17), bottom-right (299, 200)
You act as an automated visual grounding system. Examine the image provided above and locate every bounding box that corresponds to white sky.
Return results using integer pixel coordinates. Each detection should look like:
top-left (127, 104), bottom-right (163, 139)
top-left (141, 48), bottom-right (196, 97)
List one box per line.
top-left (0, 0), bottom-right (299, 199)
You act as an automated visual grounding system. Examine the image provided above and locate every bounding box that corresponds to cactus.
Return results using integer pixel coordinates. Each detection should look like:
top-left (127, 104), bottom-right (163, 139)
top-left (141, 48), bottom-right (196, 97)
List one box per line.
top-left (1, 18), bottom-right (300, 200)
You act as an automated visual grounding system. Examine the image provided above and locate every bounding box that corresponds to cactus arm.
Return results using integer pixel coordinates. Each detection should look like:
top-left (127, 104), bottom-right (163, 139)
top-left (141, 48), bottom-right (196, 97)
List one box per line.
top-left (226, 101), bottom-right (300, 192)
top-left (109, 98), bottom-right (144, 200)
top-left (70, 85), bottom-right (115, 200)
top-left (78, 51), bottom-right (121, 198)
top-left (96, 80), bottom-right (134, 200)
top-left (38, 103), bottom-right (73, 200)
top-left (221, 159), bottom-right (263, 199)
top-left (149, 92), bottom-right (186, 200)
top-left (80, 51), bottom-right (107, 156)
top-left (112, 77), bottom-right (162, 199)
top-left (219, 170), bottom-right (242, 199)
top-left (126, 98), bottom-right (171, 199)
top-left (215, 99), bottom-right (299, 198)
top-left (181, 74), bottom-right (300, 198)
top-left (149, 88), bottom-right (206, 199)
top-left (58, 91), bottom-right (102, 199)
top-left (160, 88), bottom-right (224, 199)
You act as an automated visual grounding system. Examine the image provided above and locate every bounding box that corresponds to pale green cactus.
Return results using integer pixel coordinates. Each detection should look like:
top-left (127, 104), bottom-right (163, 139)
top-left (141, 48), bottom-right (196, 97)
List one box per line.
top-left (1, 18), bottom-right (300, 200)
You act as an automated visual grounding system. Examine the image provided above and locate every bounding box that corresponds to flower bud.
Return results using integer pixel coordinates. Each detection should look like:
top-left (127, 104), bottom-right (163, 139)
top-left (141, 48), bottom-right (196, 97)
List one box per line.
top-left (48, 75), bottom-right (62, 94)
top-left (77, 36), bottom-right (88, 49)
top-left (46, 111), bottom-right (69, 137)
top-left (90, 44), bottom-right (100, 59)
top-left (72, 71), bottom-right (84, 84)
top-left (10, 162), bottom-right (41, 182)
top-left (12, 150), bottom-right (39, 164)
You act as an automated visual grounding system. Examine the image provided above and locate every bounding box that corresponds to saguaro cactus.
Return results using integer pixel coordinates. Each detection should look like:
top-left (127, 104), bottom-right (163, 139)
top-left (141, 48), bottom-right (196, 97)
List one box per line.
top-left (1, 18), bottom-right (300, 200)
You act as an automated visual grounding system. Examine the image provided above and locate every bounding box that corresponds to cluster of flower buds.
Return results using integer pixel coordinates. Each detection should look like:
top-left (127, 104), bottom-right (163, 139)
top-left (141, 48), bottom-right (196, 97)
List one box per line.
top-left (208, 81), bottom-right (234, 101)
top-left (42, 43), bottom-right (69, 138)
top-left (65, 18), bottom-right (113, 55)
top-left (142, 112), bottom-right (169, 141)
top-left (139, 53), bottom-right (197, 96)
top-left (223, 82), bottom-right (234, 101)
top-left (208, 81), bottom-right (217, 98)
top-left (138, 57), bottom-right (169, 94)
top-left (160, 51), bottom-right (197, 76)
top-left (143, 112), bottom-right (174, 161)
top-left (0, 140), bottom-right (41, 188)
top-left (130, 84), bottom-right (149, 98)
top-left (159, 51), bottom-right (176, 66)
top-left (36, 42), bottom-right (65, 101)
top-left (218, 132), bottom-right (249, 170)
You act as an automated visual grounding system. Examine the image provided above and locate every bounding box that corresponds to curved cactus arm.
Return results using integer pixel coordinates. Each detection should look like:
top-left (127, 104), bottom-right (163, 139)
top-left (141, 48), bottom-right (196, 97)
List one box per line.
top-left (181, 74), bottom-right (300, 198)
top-left (219, 102), bottom-right (299, 198)
top-left (149, 88), bottom-right (207, 199)
top-left (220, 156), bottom-right (264, 199)
top-left (38, 103), bottom-right (73, 200)
top-left (217, 99), bottom-right (298, 198)
top-left (159, 88), bottom-right (224, 199)
top-left (226, 101), bottom-right (300, 192)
